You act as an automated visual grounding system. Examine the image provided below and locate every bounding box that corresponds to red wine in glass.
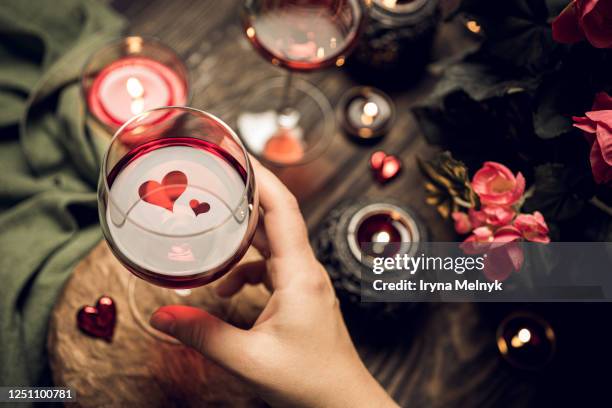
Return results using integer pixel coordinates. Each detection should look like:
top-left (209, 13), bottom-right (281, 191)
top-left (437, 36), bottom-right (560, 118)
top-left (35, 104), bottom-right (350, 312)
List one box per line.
top-left (99, 108), bottom-right (258, 290)
top-left (244, 0), bottom-right (363, 71)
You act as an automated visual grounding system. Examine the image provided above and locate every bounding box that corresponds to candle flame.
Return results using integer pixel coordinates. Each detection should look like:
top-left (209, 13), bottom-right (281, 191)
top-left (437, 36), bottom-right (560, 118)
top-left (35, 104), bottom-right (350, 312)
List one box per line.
top-left (246, 26), bottom-right (256, 38)
top-left (126, 77), bottom-right (145, 115)
top-left (374, 231), bottom-right (390, 243)
top-left (510, 328), bottom-right (532, 348)
top-left (363, 102), bottom-right (379, 117)
top-left (518, 328), bottom-right (531, 343)
top-left (126, 77), bottom-right (144, 98)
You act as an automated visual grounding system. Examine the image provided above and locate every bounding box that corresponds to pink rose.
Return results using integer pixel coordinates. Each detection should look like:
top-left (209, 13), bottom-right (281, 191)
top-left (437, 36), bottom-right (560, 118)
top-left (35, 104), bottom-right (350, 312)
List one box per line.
top-left (460, 225), bottom-right (524, 281)
top-left (469, 205), bottom-right (515, 227)
top-left (573, 92), bottom-right (612, 185)
top-left (483, 242), bottom-right (524, 282)
top-left (552, 0), bottom-right (612, 48)
top-left (460, 225), bottom-right (522, 254)
top-left (452, 211), bottom-right (472, 234)
top-left (471, 162), bottom-right (526, 206)
top-left (514, 211), bottom-right (551, 243)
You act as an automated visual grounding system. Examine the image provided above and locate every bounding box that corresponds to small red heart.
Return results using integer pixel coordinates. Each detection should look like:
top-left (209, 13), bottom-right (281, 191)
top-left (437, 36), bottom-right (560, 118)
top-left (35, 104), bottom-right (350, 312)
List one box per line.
top-left (76, 296), bottom-right (116, 342)
top-left (190, 199), bottom-right (211, 216)
top-left (370, 151), bottom-right (402, 183)
top-left (138, 170), bottom-right (188, 211)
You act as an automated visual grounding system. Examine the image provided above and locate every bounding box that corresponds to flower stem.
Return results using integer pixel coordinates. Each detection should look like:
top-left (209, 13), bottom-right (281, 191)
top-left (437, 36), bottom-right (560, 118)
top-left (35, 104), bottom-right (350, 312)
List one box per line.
top-left (590, 196), bottom-right (612, 217)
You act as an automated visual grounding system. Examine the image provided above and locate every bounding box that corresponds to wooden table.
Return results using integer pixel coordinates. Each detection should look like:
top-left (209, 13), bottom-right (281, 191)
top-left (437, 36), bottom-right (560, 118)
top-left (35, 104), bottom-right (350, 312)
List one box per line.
top-left (104, 1), bottom-right (612, 406)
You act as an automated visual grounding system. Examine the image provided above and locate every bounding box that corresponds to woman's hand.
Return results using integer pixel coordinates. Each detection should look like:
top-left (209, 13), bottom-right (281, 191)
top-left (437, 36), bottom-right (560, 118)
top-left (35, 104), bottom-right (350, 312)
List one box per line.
top-left (150, 162), bottom-right (398, 408)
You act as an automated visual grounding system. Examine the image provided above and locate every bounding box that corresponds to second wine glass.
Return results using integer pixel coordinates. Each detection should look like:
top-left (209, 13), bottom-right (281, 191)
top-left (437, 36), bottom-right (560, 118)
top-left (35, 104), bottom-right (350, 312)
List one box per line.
top-left (238, 0), bottom-right (364, 166)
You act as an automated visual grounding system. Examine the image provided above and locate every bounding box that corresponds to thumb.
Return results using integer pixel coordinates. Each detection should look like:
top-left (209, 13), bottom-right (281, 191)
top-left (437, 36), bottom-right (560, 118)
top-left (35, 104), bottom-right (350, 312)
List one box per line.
top-left (150, 305), bottom-right (249, 370)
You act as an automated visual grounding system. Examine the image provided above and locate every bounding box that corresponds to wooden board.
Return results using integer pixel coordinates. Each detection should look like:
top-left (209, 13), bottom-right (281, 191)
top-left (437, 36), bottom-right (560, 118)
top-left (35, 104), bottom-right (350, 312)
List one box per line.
top-left (47, 241), bottom-right (268, 407)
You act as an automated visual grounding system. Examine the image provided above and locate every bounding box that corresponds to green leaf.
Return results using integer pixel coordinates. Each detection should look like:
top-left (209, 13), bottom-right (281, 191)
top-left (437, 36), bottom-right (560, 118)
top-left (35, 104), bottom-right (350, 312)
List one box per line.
top-left (523, 163), bottom-right (595, 221)
top-left (459, 0), bottom-right (564, 74)
top-left (532, 73), bottom-right (574, 139)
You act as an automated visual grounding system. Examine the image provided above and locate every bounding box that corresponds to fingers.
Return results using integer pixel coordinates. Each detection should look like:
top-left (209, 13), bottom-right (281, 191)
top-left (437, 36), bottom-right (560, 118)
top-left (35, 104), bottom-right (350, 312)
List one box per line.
top-left (150, 305), bottom-right (249, 373)
top-left (216, 260), bottom-right (270, 297)
top-left (252, 160), bottom-right (310, 258)
top-left (251, 216), bottom-right (270, 258)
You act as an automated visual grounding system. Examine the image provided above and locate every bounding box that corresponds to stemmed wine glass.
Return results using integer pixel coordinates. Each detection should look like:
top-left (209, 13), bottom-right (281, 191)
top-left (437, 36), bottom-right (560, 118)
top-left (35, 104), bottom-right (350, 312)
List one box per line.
top-left (238, 0), bottom-right (364, 166)
top-left (98, 106), bottom-right (258, 341)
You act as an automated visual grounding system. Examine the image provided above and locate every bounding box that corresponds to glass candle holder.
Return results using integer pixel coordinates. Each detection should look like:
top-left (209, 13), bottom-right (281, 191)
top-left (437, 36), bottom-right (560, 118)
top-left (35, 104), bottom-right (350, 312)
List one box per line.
top-left (81, 36), bottom-right (190, 134)
top-left (347, 202), bottom-right (423, 266)
top-left (348, 0), bottom-right (440, 86)
top-left (339, 86), bottom-right (395, 143)
top-left (497, 312), bottom-right (556, 370)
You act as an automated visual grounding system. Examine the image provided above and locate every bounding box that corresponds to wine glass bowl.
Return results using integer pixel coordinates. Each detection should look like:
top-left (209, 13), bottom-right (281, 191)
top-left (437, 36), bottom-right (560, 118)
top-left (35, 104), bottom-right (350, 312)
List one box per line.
top-left (237, 0), bottom-right (364, 166)
top-left (98, 107), bottom-right (258, 289)
top-left (242, 0), bottom-right (364, 71)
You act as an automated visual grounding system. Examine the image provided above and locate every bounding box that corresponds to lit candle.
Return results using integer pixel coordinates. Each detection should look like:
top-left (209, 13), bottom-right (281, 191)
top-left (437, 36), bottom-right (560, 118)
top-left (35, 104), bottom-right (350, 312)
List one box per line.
top-left (82, 37), bottom-right (189, 131)
top-left (339, 87), bottom-right (395, 142)
top-left (374, 0), bottom-right (428, 13)
top-left (497, 312), bottom-right (556, 370)
top-left (347, 202), bottom-right (423, 266)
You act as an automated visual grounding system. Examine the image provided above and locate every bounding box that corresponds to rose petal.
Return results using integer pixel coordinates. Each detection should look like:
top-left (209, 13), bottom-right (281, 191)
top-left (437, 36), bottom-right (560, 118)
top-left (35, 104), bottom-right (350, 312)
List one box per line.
top-left (595, 123), bottom-right (612, 166)
top-left (573, 115), bottom-right (597, 134)
top-left (590, 138), bottom-right (612, 183)
top-left (592, 92), bottom-right (612, 110)
top-left (585, 110), bottom-right (612, 123)
top-left (581, 0), bottom-right (612, 48)
top-left (452, 211), bottom-right (472, 235)
top-left (552, 1), bottom-right (585, 44)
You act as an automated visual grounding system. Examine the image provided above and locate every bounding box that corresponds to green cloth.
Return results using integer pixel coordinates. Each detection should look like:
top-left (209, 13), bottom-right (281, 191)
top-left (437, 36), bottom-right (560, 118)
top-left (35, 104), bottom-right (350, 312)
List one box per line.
top-left (0, 0), bottom-right (125, 386)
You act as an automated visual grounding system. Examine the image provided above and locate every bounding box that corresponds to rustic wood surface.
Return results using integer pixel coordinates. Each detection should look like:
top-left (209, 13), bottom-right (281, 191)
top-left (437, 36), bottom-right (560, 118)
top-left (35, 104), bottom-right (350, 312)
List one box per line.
top-left (48, 242), bottom-right (269, 407)
top-left (47, 1), bottom-right (577, 407)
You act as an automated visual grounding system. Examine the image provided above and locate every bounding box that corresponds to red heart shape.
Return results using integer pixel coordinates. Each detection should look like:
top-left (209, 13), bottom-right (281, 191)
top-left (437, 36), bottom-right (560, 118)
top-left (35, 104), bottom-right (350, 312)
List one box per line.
top-left (370, 151), bottom-right (402, 183)
top-left (190, 199), bottom-right (211, 216)
top-left (76, 296), bottom-right (117, 342)
top-left (138, 170), bottom-right (188, 211)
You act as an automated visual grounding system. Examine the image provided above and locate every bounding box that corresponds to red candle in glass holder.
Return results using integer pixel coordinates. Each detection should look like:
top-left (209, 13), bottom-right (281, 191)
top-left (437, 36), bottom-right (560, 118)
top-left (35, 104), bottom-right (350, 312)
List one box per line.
top-left (347, 203), bottom-right (422, 264)
top-left (87, 56), bottom-right (187, 128)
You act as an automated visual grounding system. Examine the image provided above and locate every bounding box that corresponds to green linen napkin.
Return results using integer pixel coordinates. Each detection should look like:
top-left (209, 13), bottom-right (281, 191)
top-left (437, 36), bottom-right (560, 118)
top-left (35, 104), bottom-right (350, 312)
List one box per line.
top-left (0, 0), bottom-right (125, 386)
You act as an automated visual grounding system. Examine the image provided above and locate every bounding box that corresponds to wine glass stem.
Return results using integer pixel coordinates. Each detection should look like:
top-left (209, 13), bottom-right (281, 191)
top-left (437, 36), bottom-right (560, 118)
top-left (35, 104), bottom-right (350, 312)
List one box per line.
top-left (278, 72), bottom-right (293, 114)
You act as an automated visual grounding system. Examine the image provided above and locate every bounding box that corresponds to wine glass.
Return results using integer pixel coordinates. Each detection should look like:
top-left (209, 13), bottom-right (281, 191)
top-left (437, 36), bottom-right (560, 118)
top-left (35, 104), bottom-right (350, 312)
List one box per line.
top-left (238, 0), bottom-right (364, 166)
top-left (98, 106), bottom-right (258, 341)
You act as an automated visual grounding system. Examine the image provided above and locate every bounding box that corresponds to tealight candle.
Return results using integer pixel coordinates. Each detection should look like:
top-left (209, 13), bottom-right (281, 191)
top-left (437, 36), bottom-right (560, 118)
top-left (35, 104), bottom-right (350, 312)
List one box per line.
top-left (346, 202), bottom-right (423, 266)
top-left (339, 87), bottom-right (395, 142)
top-left (82, 37), bottom-right (189, 132)
top-left (497, 312), bottom-right (556, 370)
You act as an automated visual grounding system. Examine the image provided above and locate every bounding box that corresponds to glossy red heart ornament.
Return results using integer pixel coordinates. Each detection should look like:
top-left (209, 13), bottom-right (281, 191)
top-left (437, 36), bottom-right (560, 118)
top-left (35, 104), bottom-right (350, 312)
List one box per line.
top-left (76, 296), bottom-right (116, 342)
top-left (370, 151), bottom-right (402, 183)
top-left (190, 199), bottom-right (211, 216)
top-left (138, 170), bottom-right (188, 211)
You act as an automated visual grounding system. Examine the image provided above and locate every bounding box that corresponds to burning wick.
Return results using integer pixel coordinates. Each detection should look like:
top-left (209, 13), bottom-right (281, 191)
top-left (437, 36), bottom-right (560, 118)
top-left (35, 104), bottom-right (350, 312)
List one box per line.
top-left (126, 76), bottom-right (145, 115)
top-left (372, 230), bottom-right (390, 254)
top-left (361, 101), bottom-right (379, 126)
top-left (382, 0), bottom-right (397, 8)
top-left (510, 328), bottom-right (532, 348)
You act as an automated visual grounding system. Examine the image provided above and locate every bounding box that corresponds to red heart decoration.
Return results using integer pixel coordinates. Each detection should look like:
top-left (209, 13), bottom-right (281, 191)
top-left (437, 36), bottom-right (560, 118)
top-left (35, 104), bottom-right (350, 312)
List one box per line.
top-left (190, 199), bottom-right (211, 216)
top-left (138, 170), bottom-right (188, 211)
top-left (370, 151), bottom-right (402, 183)
top-left (76, 296), bottom-right (116, 342)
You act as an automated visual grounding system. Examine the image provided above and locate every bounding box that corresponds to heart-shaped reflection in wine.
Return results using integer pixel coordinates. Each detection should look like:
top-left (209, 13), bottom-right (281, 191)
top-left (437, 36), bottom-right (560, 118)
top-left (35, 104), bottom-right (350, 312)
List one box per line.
top-left (138, 170), bottom-right (188, 211)
top-left (190, 199), bottom-right (211, 216)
